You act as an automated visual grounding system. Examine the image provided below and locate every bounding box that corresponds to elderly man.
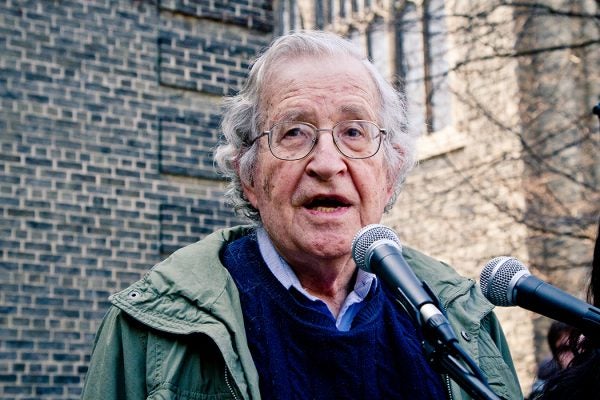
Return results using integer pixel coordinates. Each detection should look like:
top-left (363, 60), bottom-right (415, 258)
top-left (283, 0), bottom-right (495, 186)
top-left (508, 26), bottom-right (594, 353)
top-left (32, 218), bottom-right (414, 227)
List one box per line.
top-left (82, 31), bottom-right (522, 400)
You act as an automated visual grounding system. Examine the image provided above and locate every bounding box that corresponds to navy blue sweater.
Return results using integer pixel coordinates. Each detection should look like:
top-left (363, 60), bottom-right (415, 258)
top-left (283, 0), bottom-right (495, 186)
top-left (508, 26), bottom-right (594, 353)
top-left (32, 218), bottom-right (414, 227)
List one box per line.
top-left (222, 233), bottom-right (446, 400)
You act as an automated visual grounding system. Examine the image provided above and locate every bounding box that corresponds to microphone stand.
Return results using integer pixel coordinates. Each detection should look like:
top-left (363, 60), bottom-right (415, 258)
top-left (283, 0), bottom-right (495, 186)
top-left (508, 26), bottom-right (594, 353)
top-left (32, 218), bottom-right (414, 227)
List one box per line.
top-left (422, 338), bottom-right (500, 400)
top-left (390, 284), bottom-right (501, 400)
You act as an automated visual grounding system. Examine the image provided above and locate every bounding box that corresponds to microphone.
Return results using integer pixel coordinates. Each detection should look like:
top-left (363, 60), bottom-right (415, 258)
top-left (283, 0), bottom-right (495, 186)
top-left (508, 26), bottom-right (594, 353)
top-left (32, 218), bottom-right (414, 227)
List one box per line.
top-left (352, 225), bottom-right (503, 399)
top-left (351, 224), bottom-right (458, 347)
top-left (480, 256), bottom-right (600, 339)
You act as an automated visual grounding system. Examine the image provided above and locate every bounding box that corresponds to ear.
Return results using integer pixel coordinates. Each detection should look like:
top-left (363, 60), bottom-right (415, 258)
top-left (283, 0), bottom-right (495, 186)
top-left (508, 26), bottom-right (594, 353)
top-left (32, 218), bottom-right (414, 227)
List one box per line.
top-left (379, 177), bottom-right (396, 213)
top-left (241, 177), bottom-right (259, 209)
top-left (385, 180), bottom-right (396, 202)
top-left (235, 154), bottom-right (259, 209)
top-left (384, 143), bottom-right (406, 204)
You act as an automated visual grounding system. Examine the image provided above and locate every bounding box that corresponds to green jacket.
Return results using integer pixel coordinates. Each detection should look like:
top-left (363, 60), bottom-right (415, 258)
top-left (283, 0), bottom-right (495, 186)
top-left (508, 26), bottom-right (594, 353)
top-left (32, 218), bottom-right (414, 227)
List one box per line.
top-left (82, 226), bottom-right (523, 400)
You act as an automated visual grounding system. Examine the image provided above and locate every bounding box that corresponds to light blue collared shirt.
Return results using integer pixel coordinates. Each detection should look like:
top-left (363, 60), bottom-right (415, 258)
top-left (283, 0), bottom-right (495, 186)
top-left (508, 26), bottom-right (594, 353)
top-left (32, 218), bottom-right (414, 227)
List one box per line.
top-left (256, 228), bottom-right (377, 331)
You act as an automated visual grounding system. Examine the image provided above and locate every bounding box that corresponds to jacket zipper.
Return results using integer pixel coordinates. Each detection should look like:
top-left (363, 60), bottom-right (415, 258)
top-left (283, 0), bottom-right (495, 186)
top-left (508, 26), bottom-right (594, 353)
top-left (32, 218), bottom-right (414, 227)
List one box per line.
top-left (224, 365), bottom-right (240, 400)
top-left (444, 373), bottom-right (454, 400)
top-left (439, 301), bottom-right (454, 400)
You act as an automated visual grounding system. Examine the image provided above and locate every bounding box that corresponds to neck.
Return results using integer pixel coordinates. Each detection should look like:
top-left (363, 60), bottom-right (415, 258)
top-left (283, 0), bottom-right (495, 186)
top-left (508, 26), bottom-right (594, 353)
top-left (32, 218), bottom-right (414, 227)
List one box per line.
top-left (256, 227), bottom-right (357, 317)
top-left (290, 260), bottom-right (357, 317)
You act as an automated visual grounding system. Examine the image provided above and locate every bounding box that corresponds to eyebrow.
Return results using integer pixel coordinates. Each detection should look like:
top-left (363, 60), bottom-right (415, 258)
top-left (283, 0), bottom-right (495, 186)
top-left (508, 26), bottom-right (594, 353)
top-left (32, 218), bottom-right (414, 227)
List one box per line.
top-left (270, 104), bottom-right (374, 126)
top-left (272, 110), bottom-right (313, 124)
top-left (339, 104), bottom-right (363, 115)
top-left (339, 104), bottom-right (373, 120)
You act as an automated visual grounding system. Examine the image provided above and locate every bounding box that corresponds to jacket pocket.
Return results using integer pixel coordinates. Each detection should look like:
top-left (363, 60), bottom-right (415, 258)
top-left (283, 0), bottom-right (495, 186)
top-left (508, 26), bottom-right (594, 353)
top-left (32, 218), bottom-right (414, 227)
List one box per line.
top-left (146, 332), bottom-right (240, 399)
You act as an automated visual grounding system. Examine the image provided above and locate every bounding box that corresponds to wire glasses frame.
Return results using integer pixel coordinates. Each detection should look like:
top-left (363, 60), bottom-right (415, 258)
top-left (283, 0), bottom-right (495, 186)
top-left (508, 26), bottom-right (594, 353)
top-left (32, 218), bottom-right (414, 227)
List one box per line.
top-left (252, 120), bottom-right (387, 161)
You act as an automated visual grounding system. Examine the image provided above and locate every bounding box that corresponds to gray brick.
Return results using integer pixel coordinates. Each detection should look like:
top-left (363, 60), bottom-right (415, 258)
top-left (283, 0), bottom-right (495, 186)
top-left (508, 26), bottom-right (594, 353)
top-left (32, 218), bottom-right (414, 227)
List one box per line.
top-left (0, 374), bottom-right (17, 383)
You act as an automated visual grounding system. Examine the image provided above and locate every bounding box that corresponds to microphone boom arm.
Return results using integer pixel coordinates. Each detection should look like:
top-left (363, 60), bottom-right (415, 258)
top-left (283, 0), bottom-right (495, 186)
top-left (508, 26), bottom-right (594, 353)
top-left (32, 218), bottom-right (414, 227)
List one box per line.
top-left (425, 343), bottom-right (502, 400)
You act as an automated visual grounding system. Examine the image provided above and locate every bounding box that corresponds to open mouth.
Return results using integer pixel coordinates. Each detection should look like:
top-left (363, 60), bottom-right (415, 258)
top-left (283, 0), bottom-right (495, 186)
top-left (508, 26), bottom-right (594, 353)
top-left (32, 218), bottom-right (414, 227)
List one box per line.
top-left (304, 196), bottom-right (351, 212)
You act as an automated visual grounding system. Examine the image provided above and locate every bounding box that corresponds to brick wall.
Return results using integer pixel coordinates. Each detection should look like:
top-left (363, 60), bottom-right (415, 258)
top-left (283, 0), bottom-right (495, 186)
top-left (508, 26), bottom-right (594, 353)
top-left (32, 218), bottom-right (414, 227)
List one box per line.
top-left (0, 1), bottom-right (272, 398)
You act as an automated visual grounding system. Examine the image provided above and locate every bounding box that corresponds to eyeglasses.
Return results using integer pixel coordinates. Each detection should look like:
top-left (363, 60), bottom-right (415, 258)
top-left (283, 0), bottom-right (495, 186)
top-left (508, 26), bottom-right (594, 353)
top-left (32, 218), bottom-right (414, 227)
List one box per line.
top-left (252, 120), bottom-right (387, 161)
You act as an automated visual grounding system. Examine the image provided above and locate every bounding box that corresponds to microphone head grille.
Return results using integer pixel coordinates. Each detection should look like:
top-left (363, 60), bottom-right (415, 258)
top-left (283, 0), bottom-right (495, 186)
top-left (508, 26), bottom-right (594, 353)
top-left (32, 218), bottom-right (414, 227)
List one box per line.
top-left (480, 257), bottom-right (528, 306)
top-left (351, 224), bottom-right (401, 271)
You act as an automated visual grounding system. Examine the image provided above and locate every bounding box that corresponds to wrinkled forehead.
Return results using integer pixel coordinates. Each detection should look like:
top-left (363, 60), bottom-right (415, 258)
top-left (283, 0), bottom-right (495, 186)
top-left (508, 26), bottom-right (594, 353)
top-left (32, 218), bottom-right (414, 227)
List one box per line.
top-left (257, 54), bottom-right (381, 123)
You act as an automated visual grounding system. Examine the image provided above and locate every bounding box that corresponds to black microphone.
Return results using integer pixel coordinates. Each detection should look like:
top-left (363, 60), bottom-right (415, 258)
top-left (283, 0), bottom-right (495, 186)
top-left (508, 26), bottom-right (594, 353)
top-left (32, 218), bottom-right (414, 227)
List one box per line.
top-left (351, 224), bottom-right (458, 347)
top-left (480, 256), bottom-right (600, 339)
top-left (352, 225), bottom-right (502, 399)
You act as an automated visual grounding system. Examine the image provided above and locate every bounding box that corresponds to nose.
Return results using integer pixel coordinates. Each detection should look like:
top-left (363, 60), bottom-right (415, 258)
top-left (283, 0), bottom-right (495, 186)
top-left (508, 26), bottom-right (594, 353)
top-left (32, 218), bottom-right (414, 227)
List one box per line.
top-left (305, 131), bottom-right (347, 180)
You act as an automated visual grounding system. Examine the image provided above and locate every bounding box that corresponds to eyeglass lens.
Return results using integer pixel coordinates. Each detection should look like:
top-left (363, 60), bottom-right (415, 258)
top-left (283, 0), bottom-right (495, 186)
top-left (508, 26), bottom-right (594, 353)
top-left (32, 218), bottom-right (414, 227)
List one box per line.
top-left (268, 120), bottom-right (382, 160)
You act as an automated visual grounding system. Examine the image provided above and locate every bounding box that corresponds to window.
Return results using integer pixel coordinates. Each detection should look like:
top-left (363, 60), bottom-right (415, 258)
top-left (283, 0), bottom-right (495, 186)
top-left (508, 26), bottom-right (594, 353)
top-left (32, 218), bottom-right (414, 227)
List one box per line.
top-left (367, 16), bottom-right (392, 79)
top-left (276, 0), bottom-right (300, 34)
top-left (395, 0), bottom-right (451, 135)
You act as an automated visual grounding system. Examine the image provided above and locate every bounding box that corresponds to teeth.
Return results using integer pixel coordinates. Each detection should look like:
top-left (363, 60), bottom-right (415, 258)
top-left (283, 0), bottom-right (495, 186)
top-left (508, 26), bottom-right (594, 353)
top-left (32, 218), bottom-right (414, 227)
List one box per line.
top-left (312, 206), bottom-right (340, 212)
top-left (305, 197), bottom-right (349, 211)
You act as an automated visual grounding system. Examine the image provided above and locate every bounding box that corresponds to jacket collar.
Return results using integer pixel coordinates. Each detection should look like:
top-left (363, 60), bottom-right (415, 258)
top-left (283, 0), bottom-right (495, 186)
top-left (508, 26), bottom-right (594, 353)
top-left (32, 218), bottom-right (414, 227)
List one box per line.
top-left (110, 225), bottom-right (254, 333)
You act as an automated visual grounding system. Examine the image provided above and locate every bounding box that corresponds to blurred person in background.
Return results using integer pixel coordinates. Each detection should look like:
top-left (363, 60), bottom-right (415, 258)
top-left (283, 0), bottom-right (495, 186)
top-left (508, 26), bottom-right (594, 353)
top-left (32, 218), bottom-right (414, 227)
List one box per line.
top-left (533, 219), bottom-right (600, 399)
top-left (528, 321), bottom-right (576, 398)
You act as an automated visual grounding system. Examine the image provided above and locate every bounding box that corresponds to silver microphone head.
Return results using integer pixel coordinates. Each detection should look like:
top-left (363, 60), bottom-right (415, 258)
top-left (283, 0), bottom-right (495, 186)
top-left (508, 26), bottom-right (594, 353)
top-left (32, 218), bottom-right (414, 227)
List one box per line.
top-left (351, 224), bottom-right (401, 272)
top-left (480, 256), bottom-right (530, 306)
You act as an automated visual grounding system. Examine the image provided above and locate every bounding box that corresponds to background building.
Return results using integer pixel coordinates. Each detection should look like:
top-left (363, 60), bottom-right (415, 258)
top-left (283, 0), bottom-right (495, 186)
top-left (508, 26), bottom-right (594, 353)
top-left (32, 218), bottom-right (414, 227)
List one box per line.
top-left (1, 0), bottom-right (598, 398)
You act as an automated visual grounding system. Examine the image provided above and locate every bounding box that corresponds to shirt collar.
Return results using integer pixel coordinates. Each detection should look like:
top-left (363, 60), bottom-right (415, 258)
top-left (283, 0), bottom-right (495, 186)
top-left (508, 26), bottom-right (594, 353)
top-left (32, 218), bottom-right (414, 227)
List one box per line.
top-left (256, 227), bottom-right (377, 305)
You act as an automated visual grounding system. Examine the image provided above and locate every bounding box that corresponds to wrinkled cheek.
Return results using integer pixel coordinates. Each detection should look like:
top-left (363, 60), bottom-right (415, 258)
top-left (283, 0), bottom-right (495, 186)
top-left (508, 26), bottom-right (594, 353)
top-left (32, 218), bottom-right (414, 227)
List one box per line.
top-left (260, 170), bottom-right (276, 202)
